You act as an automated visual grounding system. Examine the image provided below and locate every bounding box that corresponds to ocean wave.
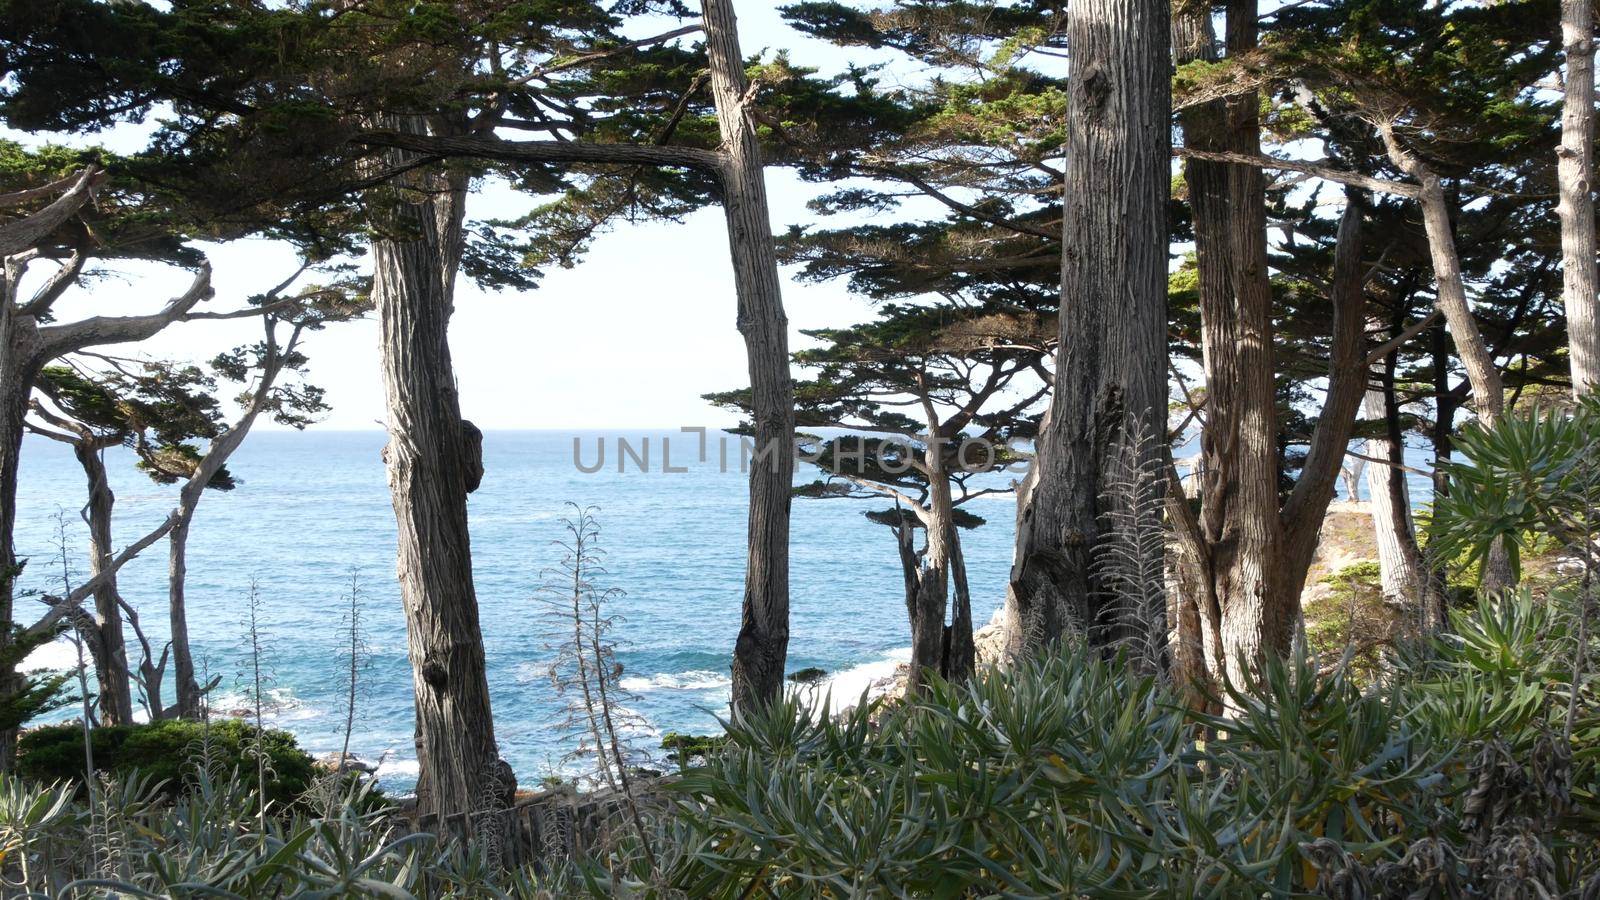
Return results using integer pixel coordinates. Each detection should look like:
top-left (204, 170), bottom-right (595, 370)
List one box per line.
top-left (513, 661), bottom-right (547, 684)
top-left (619, 669), bottom-right (731, 693)
top-left (21, 639), bottom-right (81, 672)
top-left (789, 647), bottom-right (911, 715)
top-left (207, 687), bottom-right (322, 723)
top-left (374, 756), bottom-right (420, 780)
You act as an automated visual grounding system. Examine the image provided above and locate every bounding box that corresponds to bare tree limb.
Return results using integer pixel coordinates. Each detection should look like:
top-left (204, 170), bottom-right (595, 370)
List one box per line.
top-left (514, 24), bottom-right (704, 84)
top-left (36, 264), bottom-right (214, 357)
top-left (1173, 146), bottom-right (1419, 198)
top-left (354, 131), bottom-right (725, 172)
top-left (0, 167), bottom-right (102, 257)
top-left (1366, 309), bottom-right (1441, 364)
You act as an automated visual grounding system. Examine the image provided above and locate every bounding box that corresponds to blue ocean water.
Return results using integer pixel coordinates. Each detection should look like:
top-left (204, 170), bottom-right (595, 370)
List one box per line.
top-left (12, 429), bottom-right (1020, 791)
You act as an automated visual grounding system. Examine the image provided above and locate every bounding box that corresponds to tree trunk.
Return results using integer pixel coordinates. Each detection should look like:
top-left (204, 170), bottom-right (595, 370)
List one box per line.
top-left (1000, 406), bottom-right (1046, 654)
top-left (167, 339), bottom-right (294, 719)
top-left (1170, 24), bottom-right (1373, 690)
top-left (1271, 195), bottom-right (1369, 607)
top-left (702, 0), bottom-right (796, 713)
top-left (166, 514), bottom-right (199, 717)
top-left (1340, 459), bottom-right (1364, 503)
top-left (1167, 0), bottom-right (1230, 701)
top-left (73, 441), bottom-right (134, 725)
top-left (906, 452), bottom-right (954, 694)
top-left (944, 524), bottom-right (975, 682)
top-left (1210, 0), bottom-right (1295, 689)
top-left (1168, 0), bottom-right (1293, 690)
top-left (1409, 175), bottom-right (1516, 592)
top-left (1412, 183), bottom-right (1506, 429)
top-left (1365, 385), bottom-right (1447, 629)
top-left (370, 114), bottom-right (511, 821)
top-left (0, 312), bottom-right (36, 768)
top-left (1009, 0), bottom-right (1169, 656)
top-left (1561, 0), bottom-right (1599, 398)
top-left (1363, 389), bottom-right (1416, 598)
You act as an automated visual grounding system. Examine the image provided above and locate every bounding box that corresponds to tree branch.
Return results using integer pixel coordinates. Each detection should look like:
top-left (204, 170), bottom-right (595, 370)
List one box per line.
top-left (1366, 309), bottom-right (1441, 364)
top-left (1173, 146), bottom-right (1418, 198)
top-left (515, 24), bottom-right (704, 84)
top-left (36, 264), bottom-right (213, 359)
top-left (1281, 193), bottom-right (1370, 541)
top-left (0, 167), bottom-right (102, 257)
top-left (354, 131), bottom-right (725, 172)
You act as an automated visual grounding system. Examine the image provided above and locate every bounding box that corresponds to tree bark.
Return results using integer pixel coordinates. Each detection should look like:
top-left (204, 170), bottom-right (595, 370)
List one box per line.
top-left (73, 440), bottom-right (135, 726)
top-left (1167, 10), bottom-right (1374, 691)
top-left (702, 0), bottom-right (796, 714)
top-left (0, 176), bottom-right (97, 768)
top-left (898, 438), bottom-right (963, 693)
top-left (1209, 0), bottom-right (1294, 688)
top-left (1561, 0), bottom-right (1599, 398)
top-left (0, 309), bottom-right (38, 768)
top-left (1273, 195), bottom-right (1369, 605)
top-left (1361, 385), bottom-right (1445, 630)
top-left (1008, 0), bottom-right (1170, 653)
top-left (168, 324), bottom-right (300, 718)
top-left (944, 524), bottom-right (975, 682)
top-left (1165, 0), bottom-right (1291, 690)
top-left (166, 516), bottom-right (198, 717)
top-left (1386, 146), bottom-right (1516, 593)
top-left (1363, 389), bottom-right (1416, 599)
top-left (1378, 128), bottom-right (1505, 430)
top-left (369, 113), bottom-right (511, 821)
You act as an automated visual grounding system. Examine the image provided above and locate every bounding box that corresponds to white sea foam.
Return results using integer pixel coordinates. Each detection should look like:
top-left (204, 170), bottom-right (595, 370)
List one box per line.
top-left (619, 670), bottom-right (731, 693)
top-left (375, 757), bottom-right (419, 778)
top-left (790, 647), bottom-right (911, 716)
top-left (21, 639), bottom-right (79, 672)
top-left (208, 687), bottom-right (321, 723)
top-left (373, 755), bottom-right (420, 789)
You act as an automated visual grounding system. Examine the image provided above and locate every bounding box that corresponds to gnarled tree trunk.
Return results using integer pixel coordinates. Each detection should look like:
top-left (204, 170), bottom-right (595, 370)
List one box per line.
top-left (1007, 0), bottom-right (1170, 655)
top-left (0, 312), bottom-right (38, 768)
top-left (73, 441), bottom-right (134, 725)
top-left (944, 524), bottom-right (975, 681)
top-left (0, 170), bottom-right (98, 768)
top-left (1164, 0), bottom-right (1374, 700)
top-left (370, 114), bottom-right (511, 820)
top-left (906, 452), bottom-right (953, 691)
top-left (703, 0), bottom-right (796, 714)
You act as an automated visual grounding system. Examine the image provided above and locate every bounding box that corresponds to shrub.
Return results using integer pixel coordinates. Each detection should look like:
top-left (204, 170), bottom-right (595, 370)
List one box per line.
top-left (17, 717), bottom-right (317, 805)
top-left (2, 597), bottom-right (1595, 898)
top-left (647, 594), bottom-right (1599, 897)
top-left (659, 731), bottom-right (727, 771)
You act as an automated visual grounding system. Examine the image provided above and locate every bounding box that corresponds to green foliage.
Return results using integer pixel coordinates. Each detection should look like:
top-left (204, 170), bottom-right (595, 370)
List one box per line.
top-left (17, 718), bottom-right (317, 806)
top-left (649, 594), bottom-right (1598, 897)
top-left (0, 766), bottom-right (468, 897)
top-left (658, 732), bottom-right (727, 772)
top-left (0, 573), bottom-right (76, 733)
top-left (0, 597), bottom-right (1593, 896)
top-left (1431, 397), bottom-right (1600, 582)
top-left (1304, 561), bottom-right (1397, 679)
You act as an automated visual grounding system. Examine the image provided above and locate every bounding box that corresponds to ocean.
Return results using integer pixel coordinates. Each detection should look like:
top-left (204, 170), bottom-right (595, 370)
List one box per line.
top-left (12, 429), bottom-right (1021, 791)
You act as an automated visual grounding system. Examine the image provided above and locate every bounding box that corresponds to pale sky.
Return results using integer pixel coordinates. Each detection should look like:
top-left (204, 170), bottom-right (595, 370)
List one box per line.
top-left (11, 4), bottom-right (969, 431)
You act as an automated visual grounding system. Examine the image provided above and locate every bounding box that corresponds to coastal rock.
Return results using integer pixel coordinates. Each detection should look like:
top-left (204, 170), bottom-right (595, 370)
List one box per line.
top-left (314, 752), bottom-right (378, 775)
top-left (973, 607), bottom-right (1008, 667)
